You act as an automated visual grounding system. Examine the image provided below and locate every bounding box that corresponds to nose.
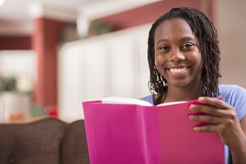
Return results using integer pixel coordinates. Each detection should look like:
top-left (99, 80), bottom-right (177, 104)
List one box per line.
top-left (169, 49), bottom-right (185, 62)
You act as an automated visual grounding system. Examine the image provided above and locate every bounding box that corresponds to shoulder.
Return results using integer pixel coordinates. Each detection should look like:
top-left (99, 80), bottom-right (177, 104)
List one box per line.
top-left (219, 84), bottom-right (246, 121)
top-left (219, 84), bottom-right (246, 93)
top-left (140, 95), bottom-right (154, 105)
top-left (219, 84), bottom-right (246, 100)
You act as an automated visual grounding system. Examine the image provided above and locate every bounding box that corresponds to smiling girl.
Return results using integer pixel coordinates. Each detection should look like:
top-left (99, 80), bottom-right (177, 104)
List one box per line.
top-left (141, 7), bottom-right (246, 164)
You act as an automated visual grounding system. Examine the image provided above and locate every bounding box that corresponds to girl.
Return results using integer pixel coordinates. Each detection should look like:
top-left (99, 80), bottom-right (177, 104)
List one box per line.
top-left (141, 6), bottom-right (246, 164)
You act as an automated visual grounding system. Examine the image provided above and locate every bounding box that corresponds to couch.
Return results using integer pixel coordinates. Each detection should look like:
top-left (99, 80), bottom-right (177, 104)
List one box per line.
top-left (0, 117), bottom-right (90, 164)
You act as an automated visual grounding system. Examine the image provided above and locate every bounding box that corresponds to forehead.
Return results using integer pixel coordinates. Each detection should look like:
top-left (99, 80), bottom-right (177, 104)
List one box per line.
top-left (154, 18), bottom-right (195, 42)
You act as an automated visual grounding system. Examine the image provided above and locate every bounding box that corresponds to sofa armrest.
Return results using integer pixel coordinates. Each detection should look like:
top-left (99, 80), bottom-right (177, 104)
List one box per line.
top-left (61, 120), bottom-right (90, 164)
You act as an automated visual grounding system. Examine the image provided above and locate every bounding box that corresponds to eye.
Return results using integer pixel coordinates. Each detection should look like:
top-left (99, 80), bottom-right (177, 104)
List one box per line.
top-left (182, 43), bottom-right (193, 49)
top-left (160, 46), bottom-right (169, 51)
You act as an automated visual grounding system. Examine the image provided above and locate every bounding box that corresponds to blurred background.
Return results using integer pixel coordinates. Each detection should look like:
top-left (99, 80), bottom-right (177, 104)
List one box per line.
top-left (0, 0), bottom-right (245, 122)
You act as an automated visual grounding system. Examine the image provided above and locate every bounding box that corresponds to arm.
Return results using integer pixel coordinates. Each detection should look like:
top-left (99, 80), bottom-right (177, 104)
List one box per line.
top-left (189, 97), bottom-right (246, 164)
top-left (231, 115), bottom-right (246, 163)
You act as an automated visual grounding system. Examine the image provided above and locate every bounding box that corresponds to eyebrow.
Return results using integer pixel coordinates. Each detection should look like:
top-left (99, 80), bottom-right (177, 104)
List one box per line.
top-left (156, 36), bottom-right (196, 44)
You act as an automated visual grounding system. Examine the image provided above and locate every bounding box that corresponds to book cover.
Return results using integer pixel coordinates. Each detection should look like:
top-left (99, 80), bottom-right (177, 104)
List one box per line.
top-left (83, 97), bottom-right (224, 164)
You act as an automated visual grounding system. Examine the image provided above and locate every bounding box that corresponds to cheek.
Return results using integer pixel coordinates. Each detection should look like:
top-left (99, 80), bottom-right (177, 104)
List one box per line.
top-left (155, 52), bottom-right (166, 66)
top-left (155, 62), bottom-right (167, 78)
top-left (195, 54), bottom-right (203, 73)
top-left (156, 66), bottom-right (163, 75)
top-left (154, 52), bottom-right (169, 77)
top-left (197, 53), bottom-right (203, 67)
top-left (155, 57), bottom-right (166, 75)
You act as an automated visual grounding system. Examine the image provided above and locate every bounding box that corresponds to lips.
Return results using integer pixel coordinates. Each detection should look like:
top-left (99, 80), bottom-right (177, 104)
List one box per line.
top-left (167, 66), bottom-right (190, 73)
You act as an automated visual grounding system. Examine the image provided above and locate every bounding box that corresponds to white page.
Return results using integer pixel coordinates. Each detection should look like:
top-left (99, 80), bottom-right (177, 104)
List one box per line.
top-left (157, 101), bottom-right (186, 106)
top-left (102, 96), bottom-right (152, 106)
top-left (101, 96), bottom-right (187, 107)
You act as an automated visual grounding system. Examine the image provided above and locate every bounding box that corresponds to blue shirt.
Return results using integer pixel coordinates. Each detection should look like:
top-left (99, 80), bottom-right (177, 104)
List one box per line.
top-left (141, 85), bottom-right (246, 164)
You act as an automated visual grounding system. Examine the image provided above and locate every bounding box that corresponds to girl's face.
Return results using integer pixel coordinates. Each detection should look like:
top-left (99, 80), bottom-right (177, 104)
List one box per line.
top-left (154, 18), bottom-right (203, 89)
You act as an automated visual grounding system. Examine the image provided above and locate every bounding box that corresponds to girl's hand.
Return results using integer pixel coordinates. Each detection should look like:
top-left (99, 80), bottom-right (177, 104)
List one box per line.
top-left (189, 97), bottom-right (246, 152)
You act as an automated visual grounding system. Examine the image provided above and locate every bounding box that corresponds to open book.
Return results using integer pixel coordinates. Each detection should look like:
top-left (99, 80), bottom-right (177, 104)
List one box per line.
top-left (83, 96), bottom-right (224, 164)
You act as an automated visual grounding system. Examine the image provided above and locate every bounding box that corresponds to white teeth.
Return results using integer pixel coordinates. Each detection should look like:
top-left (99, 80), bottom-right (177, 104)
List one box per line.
top-left (169, 67), bottom-right (188, 73)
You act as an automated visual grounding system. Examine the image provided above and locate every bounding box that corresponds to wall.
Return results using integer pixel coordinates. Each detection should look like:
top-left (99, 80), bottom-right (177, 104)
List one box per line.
top-left (0, 36), bottom-right (31, 50)
top-left (95, 0), bottom-right (204, 31)
top-left (216, 0), bottom-right (246, 88)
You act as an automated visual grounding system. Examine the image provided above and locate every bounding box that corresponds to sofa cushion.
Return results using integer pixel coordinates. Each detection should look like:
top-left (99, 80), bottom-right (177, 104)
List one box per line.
top-left (61, 120), bottom-right (90, 164)
top-left (0, 117), bottom-right (67, 164)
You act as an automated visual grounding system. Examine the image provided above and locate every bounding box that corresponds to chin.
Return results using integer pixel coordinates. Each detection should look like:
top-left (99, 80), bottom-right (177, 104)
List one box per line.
top-left (169, 81), bottom-right (190, 88)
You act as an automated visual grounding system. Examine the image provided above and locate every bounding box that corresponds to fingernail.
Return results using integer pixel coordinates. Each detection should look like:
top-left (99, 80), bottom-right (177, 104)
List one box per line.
top-left (198, 97), bottom-right (204, 101)
top-left (189, 104), bottom-right (196, 110)
top-left (189, 115), bottom-right (194, 120)
top-left (193, 127), bottom-right (200, 131)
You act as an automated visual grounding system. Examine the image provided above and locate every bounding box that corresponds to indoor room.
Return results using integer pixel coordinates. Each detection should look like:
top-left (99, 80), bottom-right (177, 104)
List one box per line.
top-left (0, 0), bottom-right (246, 163)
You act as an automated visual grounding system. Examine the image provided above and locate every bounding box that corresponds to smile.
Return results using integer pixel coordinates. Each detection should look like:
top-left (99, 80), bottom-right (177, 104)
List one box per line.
top-left (168, 67), bottom-right (189, 73)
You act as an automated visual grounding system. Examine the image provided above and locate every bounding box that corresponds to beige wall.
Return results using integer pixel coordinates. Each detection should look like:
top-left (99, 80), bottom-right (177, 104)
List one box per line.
top-left (216, 0), bottom-right (246, 88)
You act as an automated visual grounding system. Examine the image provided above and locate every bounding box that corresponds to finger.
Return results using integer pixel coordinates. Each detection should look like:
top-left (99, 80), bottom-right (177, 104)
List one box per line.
top-left (190, 104), bottom-right (227, 117)
top-left (189, 114), bottom-right (222, 124)
top-left (198, 97), bottom-right (230, 109)
top-left (193, 124), bottom-right (219, 133)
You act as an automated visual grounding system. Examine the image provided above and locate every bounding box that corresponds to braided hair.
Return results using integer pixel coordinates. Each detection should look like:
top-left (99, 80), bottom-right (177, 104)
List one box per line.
top-left (148, 6), bottom-right (221, 105)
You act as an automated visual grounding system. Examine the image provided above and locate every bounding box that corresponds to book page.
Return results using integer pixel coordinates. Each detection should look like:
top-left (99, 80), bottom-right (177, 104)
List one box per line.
top-left (102, 96), bottom-right (152, 106)
top-left (157, 101), bottom-right (186, 107)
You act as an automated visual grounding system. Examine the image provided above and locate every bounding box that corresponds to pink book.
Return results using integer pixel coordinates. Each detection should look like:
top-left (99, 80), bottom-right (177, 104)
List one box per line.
top-left (83, 97), bottom-right (224, 164)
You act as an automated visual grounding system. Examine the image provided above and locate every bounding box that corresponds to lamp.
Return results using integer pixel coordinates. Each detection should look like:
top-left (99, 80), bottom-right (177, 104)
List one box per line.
top-left (0, 0), bottom-right (5, 6)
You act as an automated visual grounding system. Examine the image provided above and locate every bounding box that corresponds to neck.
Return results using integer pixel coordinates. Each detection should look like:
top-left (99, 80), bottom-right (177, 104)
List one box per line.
top-left (164, 81), bottom-right (204, 103)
